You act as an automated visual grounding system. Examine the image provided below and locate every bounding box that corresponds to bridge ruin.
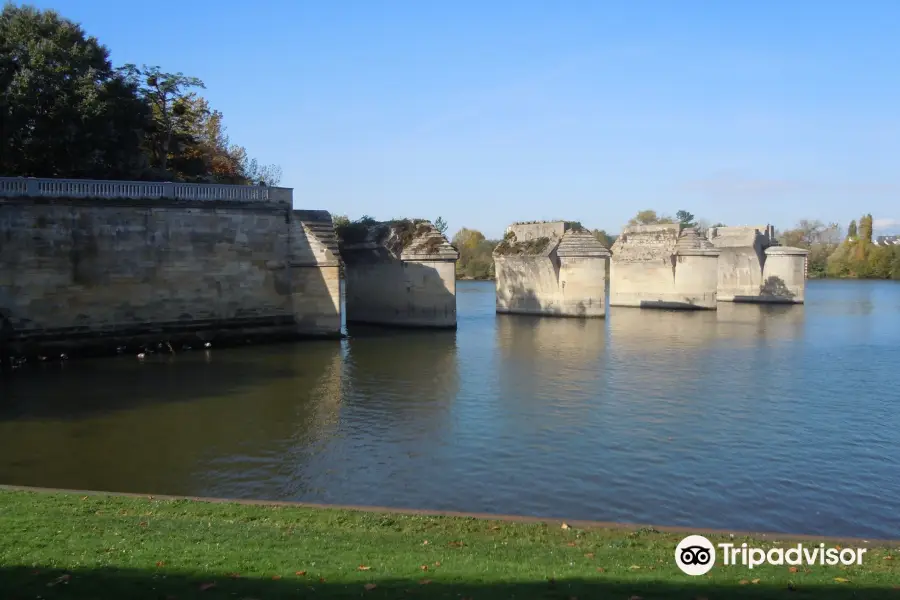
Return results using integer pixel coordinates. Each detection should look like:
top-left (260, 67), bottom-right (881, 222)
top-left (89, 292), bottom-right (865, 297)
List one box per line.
top-left (336, 219), bottom-right (459, 328)
top-left (609, 224), bottom-right (721, 309)
top-left (0, 176), bottom-right (342, 358)
top-left (707, 225), bottom-right (808, 303)
top-left (493, 221), bottom-right (611, 317)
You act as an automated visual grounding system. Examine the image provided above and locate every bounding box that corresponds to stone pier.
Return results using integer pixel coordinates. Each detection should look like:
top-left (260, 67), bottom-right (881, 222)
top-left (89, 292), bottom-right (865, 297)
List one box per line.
top-left (493, 221), bottom-right (611, 317)
top-left (337, 219), bottom-right (459, 328)
top-left (609, 224), bottom-right (720, 309)
top-left (708, 225), bottom-right (808, 303)
top-left (0, 177), bottom-right (342, 358)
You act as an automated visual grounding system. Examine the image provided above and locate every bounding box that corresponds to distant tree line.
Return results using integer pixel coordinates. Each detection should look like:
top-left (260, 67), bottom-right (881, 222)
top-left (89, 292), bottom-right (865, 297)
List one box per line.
top-left (0, 4), bottom-right (280, 184)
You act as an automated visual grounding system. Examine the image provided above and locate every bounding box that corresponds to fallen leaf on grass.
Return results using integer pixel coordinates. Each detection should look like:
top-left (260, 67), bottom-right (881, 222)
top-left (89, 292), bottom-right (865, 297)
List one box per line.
top-left (271, 575), bottom-right (281, 580)
top-left (364, 583), bottom-right (377, 591)
top-left (81, 496), bottom-right (88, 500)
top-left (490, 525), bottom-right (500, 530)
top-left (227, 573), bottom-right (240, 579)
top-left (156, 561), bottom-right (165, 568)
top-left (420, 565), bottom-right (428, 571)
top-left (566, 542), bottom-right (577, 547)
top-left (751, 579), bottom-right (760, 584)
top-left (357, 565), bottom-right (371, 571)
top-left (629, 565), bottom-right (641, 570)
top-left (419, 579), bottom-right (432, 585)
top-left (448, 541), bottom-right (464, 548)
top-left (884, 555), bottom-right (895, 560)
top-left (739, 580), bottom-right (749, 585)
top-left (789, 566), bottom-right (798, 573)
top-left (561, 523), bottom-right (570, 530)
top-left (584, 553), bottom-right (594, 559)
top-left (295, 571), bottom-right (306, 576)
top-left (319, 577), bottom-right (326, 583)
top-left (596, 567), bottom-right (605, 573)
top-left (139, 521), bottom-right (148, 527)
top-left (834, 577), bottom-right (851, 583)
top-left (199, 582), bottom-right (216, 591)
top-left (422, 540), bottom-right (429, 545)
top-left (433, 561), bottom-right (441, 567)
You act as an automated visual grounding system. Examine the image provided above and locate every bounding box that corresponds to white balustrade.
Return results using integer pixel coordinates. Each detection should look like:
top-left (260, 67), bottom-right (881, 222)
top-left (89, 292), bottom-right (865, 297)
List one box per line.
top-left (0, 177), bottom-right (291, 204)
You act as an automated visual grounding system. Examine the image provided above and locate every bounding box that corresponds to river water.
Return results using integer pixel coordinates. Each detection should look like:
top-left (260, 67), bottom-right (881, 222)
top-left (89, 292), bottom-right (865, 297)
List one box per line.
top-left (1, 280), bottom-right (898, 539)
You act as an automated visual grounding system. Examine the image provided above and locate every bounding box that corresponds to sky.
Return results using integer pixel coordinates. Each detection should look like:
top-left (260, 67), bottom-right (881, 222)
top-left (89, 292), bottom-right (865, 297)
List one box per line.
top-left (24, 0), bottom-right (900, 239)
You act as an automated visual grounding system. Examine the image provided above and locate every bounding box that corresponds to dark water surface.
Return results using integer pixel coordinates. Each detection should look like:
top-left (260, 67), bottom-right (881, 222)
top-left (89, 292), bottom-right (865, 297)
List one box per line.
top-left (2, 280), bottom-right (899, 539)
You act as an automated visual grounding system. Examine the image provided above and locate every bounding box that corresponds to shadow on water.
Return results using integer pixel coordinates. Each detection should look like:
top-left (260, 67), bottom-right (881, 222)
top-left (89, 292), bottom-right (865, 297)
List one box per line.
top-left (0, 342), bottom-right (345, 496)
top-left (0, 340), bottom-right (343, 422)
top-left (2, 566), bottom-right (899, 599)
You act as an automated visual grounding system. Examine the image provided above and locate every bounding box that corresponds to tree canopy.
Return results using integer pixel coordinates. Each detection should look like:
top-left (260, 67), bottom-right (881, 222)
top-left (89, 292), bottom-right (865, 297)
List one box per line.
top-left (452, 228), bottom-right (497, 280)
top-left (0, 4), bottom-right (280, 185)
top-left (627, 210), bottom-right (675, 226)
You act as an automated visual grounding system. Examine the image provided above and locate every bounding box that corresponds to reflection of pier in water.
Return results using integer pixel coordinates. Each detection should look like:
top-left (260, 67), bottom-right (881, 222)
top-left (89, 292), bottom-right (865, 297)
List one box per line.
top-left (0, 343), bottom-right (344, 498)
top-left (341, 326), bottom-right (459, 433)
top-left (604, 304), bottom-right (807, 427)
top-left (608, 303), bottom-right (806, 356)
top-left (494, 315), bottom-right (607, 429)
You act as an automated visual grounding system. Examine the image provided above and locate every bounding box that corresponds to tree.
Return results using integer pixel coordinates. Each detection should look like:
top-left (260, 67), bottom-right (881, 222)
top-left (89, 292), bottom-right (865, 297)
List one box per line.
top-left (847, 220), bottom-right (858, 239)
top-left (1, 4), bottom-right (282, 186)
top-left (628, 210), bottom-right (674, 226)
top-left (859, 214), bottom-right (874, 243)
top-left (0, 4), bottom-right (150, 178)
top-left (434, 216), bottom-right (448, 236)
top-left (120, 64), bottom-right (205, 174)
top-left (592, 229), bottom-right (615, 249)
top-left (452, 228), bottom-right (496, 279)
top-left (676, 210), bottom-right (697, 228)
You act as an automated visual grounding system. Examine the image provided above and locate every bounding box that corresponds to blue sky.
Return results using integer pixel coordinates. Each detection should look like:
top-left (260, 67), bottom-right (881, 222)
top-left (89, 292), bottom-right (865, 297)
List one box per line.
top-left (26, 0), bottom-right (900, 239)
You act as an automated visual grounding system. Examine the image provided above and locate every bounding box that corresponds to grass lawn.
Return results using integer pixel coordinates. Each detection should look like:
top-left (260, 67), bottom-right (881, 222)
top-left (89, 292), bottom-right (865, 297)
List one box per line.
top-left (0, 488), bottom-right (898, 599)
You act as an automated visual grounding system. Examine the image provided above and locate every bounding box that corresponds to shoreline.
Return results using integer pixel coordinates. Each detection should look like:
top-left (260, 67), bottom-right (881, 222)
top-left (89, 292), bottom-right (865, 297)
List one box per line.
top-left (3, 484), bottom-right (896, 546)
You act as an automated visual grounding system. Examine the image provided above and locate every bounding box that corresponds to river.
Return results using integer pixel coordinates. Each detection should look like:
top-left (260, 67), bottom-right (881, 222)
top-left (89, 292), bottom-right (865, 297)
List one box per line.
top-left (1, 280), bottom-right (898, 539)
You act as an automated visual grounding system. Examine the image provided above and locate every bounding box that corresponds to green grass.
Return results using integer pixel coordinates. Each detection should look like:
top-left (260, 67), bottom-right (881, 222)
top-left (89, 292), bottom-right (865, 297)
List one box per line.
top-left (0, 489), bottom-right (898, 599)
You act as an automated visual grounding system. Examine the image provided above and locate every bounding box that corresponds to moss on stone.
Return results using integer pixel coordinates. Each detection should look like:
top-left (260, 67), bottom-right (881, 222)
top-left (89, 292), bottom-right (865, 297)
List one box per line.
top-left (494, 235), bottom-right (551, 256)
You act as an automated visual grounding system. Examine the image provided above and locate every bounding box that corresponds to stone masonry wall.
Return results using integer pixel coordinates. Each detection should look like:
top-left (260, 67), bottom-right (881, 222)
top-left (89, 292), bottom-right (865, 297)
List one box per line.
top-left (338, 220), bottom-right (459, 328)
top-left (707, 226), bottom-right (773, 301)
top-left (0, 197), bottom-right (341, 356)
top-left (609, 225), bottom-right (719, 309)
top-left (344, 259), bottom-right (458, 327)
top-left (494, 227), bottom-right (609, 317)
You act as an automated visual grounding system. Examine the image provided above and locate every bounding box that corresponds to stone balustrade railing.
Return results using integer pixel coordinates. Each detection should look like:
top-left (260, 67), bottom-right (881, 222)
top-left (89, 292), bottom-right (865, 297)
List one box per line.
top-left (0, 177), bottom-right (291, 204)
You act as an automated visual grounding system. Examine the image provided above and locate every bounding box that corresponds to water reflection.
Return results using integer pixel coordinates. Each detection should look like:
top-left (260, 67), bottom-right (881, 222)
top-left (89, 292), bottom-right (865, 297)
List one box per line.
top-left (0, 280), bottom-right (899, 539)
top-left (715, 302), bottom-right (806, 343)
top-left (341, 325), bottom-right (459, 433)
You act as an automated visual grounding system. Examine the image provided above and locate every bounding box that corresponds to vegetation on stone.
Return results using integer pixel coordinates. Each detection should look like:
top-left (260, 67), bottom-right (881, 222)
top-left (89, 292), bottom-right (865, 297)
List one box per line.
top-left (0, 4), bottom-right (280, 185)
top-left (494, 234), bottom-right (552, 256)
top-left (1, 489), bottom-right (898, 600)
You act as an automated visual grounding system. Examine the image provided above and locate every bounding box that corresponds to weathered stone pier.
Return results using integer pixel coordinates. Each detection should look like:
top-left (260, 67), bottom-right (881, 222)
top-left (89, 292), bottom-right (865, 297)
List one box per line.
top-left (336, 219), bottom-right (459, 328)
top-left (493, 221), bottom-right (611, 317)
top-left (0, 177), bottom-right (341, 358)
top-left (609, 224), bottom-right (720, 309)
top-left (708, 225), bottom-right (808, 303)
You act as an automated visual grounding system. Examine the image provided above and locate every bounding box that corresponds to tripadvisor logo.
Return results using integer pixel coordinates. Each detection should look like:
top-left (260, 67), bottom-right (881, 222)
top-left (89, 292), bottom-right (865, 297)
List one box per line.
top-left (675, 534), bottom-right (869, 576)
top-left (675, 535), bottom-right (716, 576)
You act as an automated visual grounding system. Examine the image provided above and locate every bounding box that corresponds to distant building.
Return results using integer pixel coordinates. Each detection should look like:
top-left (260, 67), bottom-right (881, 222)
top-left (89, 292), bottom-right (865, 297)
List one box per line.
top-left (875, 235), bottom-right (900, 246)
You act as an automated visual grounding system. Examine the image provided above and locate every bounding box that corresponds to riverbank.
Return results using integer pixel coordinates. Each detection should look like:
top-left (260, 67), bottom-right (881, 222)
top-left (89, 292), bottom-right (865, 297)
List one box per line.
top-left (1, 488), bottom-right (898, 599)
